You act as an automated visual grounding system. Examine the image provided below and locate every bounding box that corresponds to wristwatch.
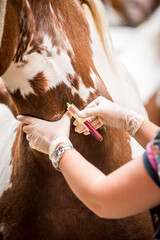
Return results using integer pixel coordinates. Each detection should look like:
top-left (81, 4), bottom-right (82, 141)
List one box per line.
top-left (51, 144), bottom-right (74, 171)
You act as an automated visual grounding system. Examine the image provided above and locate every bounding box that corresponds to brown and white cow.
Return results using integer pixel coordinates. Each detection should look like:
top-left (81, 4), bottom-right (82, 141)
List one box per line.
top-left (0, 0), bottom-right (153, 239)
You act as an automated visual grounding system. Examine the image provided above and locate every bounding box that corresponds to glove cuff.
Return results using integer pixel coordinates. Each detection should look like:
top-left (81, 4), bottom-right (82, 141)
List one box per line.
top-left (49, 136), bottom-right (72, 160)
top-left (125, 111), bottom-right (145, 137)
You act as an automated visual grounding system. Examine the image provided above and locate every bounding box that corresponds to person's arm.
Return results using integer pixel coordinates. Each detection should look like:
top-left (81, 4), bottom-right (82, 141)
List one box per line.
top-left (134, 119), bottom-right (159, 148)
top-left (17, 112), bottom-right (160, 219)
top-left (58, 146), bottom-right (160, 218)
top-left (76, 96), bottom-right (159, 148)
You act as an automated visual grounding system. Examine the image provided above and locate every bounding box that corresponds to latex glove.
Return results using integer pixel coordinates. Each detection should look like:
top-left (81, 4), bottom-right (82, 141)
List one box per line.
top-left (17, 113), bottom-right (71, 155)
top-left (74, 96), bottom-right (145, 137)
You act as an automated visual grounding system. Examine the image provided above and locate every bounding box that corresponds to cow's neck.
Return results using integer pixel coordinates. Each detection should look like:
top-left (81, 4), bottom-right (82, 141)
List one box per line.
top-left (10, 85), bottom-right (85, 121)
top-left (3, 0), bottom-right (110, 121)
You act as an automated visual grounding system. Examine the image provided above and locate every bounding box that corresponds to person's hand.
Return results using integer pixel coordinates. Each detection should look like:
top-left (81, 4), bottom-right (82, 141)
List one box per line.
top-left (74, 96), bottom-right (145, 137)
top-left (17, 113), bottom-right (71, 155)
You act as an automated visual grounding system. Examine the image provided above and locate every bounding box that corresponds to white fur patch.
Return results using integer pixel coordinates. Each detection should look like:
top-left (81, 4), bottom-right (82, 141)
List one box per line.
top-left (1, 6), bottom-right (75, 97)
top-left (0, 105), bottom-right (19, 198)
top-left (41, 24), bottom-right (96, 102)
top-left (1, 2), bottom-right (96, 103)
top-left (42, 35), bottom-right (75, 90)
top-left (2, 57), bottom-right (36, 97)
top-left (2, 40), bottom-right (75, 97)
top-left (79, 75), bottom-right (96, 102)
top-left (1, 2), bottom-right (75, 97)
top-left (2, 32), bottom-right (95, 102)
top-left (42, 36), bottom-right (96, 101)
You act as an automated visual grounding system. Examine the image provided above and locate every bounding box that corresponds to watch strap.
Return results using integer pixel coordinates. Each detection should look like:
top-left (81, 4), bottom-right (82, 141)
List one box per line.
top-left (49, 136), bottom-right (72, 160)
top-left (51, 144), bottom-right (74, 171)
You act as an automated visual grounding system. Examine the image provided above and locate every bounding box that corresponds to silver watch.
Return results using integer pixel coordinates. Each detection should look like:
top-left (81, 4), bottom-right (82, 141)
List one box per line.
top-left (51, 145), bottom-right (74, 171)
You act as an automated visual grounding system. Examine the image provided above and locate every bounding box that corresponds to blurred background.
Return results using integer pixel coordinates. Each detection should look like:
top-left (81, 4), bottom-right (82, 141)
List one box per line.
top-left (102, 0), bottom-right (160, 126)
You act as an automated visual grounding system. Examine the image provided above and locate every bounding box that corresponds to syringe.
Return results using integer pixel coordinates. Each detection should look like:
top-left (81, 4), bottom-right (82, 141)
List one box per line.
top-left (66, 102), bottom-right (103, 142)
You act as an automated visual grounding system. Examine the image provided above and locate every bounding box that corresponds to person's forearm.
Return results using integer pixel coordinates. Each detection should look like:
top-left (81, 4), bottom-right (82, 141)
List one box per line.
top-left (58, 147), bottom-right (160, 219)
top-left (134, 119), bottom-right (159, 148)
top-left (59, 148), bottom-right (106, 217)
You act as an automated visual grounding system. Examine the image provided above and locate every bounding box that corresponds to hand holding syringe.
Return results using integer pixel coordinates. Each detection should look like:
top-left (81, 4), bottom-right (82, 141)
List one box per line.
top-left (66, 103), bottom-right (103, 142)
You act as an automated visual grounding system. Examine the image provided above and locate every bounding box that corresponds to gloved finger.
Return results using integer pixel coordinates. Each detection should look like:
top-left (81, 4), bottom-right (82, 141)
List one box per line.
top-left (83, 97), bottom-right (100, 110)
top-left (35, 136), bottom-right (43, 150)
top-left (85, 116), bottom-right (96, 123)
top-left (17, 115), bottom-right (40, 125)
top-left (82, 122), bottom-right (102, 135)
top-left (26, 134), bottom-right (30, 141)
top-left (23, 125), bottom-right (31, 134)
top-left (73, 120), bottom-right (79, 126)
top-left (94, 122), bottom-right (103, 130)
top-left (83, 123), bottom-right (102, 136)
top-left (78, 106), bottom-right (100, 118)
top-left (28, 134), bottom-right (39, 150)
top-left (26, 131), bottom-right (37, 141)
top-left (84, 131), bottom-right (90, 135)
top-left (29, 136), bottom-right (48, 155)
top-left (88, 117), bottom-right (100, 128)
top-left (29, 141), bottom-right (35, 150)
top-left (75, 117), bottom-right (100, 133)
top-left (73, 115), bottom-right (96, 126)
top-left (75, 124), bottom-right (86, 134)
top-left (98, 116), bottom-right (105, 125)
top-left (23, 122), bottom-right (38, 134)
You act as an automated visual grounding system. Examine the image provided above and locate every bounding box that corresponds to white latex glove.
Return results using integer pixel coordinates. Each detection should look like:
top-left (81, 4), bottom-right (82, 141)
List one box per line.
top-left (17, 113), bottom-right (71, 155)
top-left (74, 96), bottom-right (145, 137)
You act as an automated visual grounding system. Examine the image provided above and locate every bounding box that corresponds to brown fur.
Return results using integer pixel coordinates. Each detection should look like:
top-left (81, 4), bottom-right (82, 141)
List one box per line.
top-left (0, 0), bottom-right (19, 76)
top-left (0, 0), bottom-right (153, 239)
top-left (145, 91), bottom-right (160, 126)
top-left (0, 78), bottom-right (17, 117)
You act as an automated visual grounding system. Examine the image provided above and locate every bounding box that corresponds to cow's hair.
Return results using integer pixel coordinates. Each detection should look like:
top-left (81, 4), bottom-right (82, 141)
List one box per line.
top-left (80, 0), bottom-right (114, 63)
top-left (0, 0), bottom-right (7, 47)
